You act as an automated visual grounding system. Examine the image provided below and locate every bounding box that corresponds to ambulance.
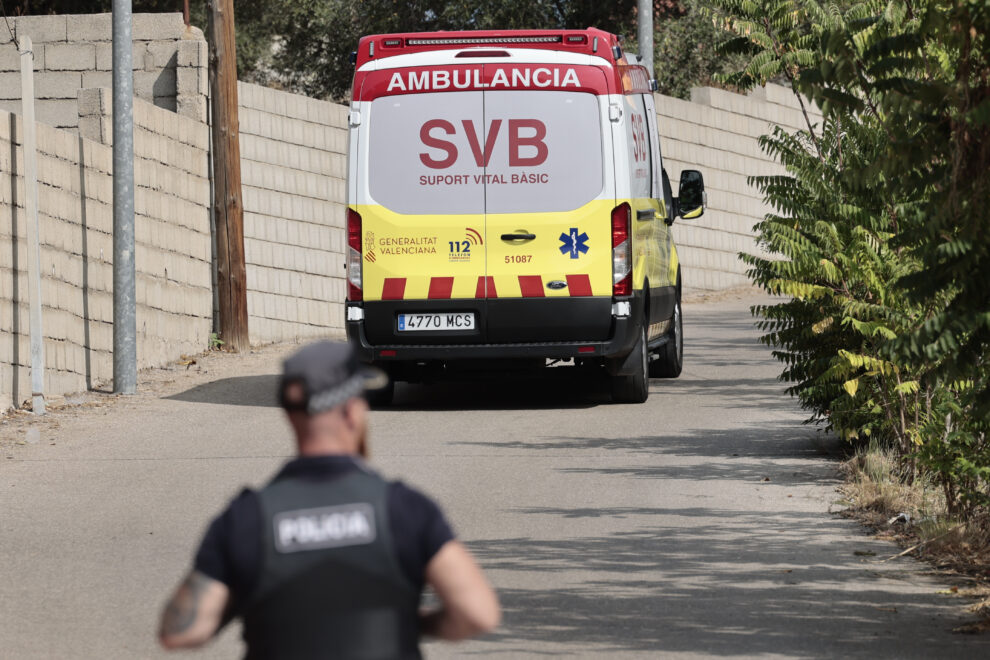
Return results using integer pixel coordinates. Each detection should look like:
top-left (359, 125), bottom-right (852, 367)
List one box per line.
top-left (344, 28), bottom-right (707, 404)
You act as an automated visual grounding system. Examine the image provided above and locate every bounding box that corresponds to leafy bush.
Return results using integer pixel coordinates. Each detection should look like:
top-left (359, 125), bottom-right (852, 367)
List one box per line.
top-left (706, 0), bottom-right (989, 515)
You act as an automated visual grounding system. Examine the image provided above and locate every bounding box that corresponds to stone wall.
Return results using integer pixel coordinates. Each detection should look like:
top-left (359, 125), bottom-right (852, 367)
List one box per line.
top-left (0, 13), bottom-right (208, 129)
top-left (238, 82), bottom-right (349, 345)
top-left (657, 84), bottom-right (821, 293)
top-left (0, 94), bottom-right (211, 410)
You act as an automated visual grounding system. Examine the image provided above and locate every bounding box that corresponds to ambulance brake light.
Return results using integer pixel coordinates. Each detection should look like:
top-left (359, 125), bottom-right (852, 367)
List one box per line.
top-left (455, 49), bottom-right (510, 58)
top-left (347, 208), bottom-right (363, 301)
top-left (612, 203), bottom-right (632, 297)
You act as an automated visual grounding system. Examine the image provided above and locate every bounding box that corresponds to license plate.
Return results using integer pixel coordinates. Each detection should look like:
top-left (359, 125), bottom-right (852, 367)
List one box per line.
top-left (398, 312), bottom-right (475, 332)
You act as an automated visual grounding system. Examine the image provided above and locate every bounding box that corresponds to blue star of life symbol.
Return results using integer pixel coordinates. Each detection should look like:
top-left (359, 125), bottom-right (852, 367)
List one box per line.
top-left (559, 228), bottom-right (589, 259)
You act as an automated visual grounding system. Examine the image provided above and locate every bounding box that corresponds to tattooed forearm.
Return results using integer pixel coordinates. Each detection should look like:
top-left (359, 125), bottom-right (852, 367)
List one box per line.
top-left (159, 570), bottom-right (228, 649)
top-left (160, 571), bottom-right (213, 636)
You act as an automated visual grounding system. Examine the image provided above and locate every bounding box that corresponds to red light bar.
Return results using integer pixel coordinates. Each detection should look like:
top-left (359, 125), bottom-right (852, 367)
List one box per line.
top-left (406, 36), bottom-right (562, 45)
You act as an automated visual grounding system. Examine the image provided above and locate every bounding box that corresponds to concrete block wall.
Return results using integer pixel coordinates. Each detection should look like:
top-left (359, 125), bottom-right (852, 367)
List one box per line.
top-left (657, 84), bottom-right (822, 293)
top-left (0, 13), bottom-right (208, 130)
top-left (237, 81), bottom-right (349, 345)
top-left (0, 93), bottom-right (211, 410)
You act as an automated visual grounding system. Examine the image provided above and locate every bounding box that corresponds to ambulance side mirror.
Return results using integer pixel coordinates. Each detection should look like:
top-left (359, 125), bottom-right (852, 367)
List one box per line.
top-left (676, 170), bottom-right (706, 220)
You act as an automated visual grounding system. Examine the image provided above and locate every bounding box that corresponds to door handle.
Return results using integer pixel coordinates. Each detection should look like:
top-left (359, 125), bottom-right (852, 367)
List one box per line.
top-left (501, 233), bottom-right (536, 241)
top-left (637, 209), bottom-right (656, 221)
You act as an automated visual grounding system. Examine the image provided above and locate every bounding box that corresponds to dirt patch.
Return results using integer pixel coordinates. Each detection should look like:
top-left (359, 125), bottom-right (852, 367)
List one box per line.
top-left (682, 284), bottom-right (766, 304)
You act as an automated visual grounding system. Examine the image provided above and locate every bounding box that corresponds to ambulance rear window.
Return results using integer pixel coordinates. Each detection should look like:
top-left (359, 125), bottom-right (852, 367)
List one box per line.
top-left (367, 91), bottom-right (604, 215)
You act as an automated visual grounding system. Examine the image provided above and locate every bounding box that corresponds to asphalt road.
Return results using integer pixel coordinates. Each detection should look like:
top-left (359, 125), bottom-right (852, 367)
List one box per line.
top-left (0, 295), bottom-right (986, 658)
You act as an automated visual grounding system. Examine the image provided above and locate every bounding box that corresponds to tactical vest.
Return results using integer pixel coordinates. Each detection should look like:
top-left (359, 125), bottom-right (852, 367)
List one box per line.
top-left (242, 465), bottom-right (421, 660)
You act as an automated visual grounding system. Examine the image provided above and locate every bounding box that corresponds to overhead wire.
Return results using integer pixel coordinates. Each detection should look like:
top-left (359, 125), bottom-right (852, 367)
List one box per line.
top-left (0, 0), bottom-right (19, 50)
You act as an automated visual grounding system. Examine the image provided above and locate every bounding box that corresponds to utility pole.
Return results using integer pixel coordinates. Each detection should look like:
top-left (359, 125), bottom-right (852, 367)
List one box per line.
top-left (112, 0), bottom-right (137, 394)
top-left (638, 0), bottom-right (654, 77)
top-left (20, 35), bottom-right (45, 414)
top-left (207, 0), bottom-right (249, 352)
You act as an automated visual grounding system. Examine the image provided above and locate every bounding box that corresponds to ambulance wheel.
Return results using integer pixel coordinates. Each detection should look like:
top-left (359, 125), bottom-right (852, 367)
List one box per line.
top-left (611, 323), bottom-right (649, 404)
top-left (650, 294), bottom-right (683, 378)
top-left (366, 378), bottom-right (395, 407)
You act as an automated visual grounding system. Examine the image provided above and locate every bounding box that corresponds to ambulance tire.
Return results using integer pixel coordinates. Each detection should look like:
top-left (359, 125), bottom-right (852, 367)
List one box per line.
top-left (611, 323), bottom-right (649, 404)
top-left (650, 293), bottom-right (683, 378)
top-left (366, 376), bottom-right (395, 407)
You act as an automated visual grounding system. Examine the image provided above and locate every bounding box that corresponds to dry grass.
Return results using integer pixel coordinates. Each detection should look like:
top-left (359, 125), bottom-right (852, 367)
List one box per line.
top-left (841, 444), bottom-right (990, 571)
top-left (840, 443), bottom-right (990, 632)
top-left (842, 447), bottom-right (937, 520)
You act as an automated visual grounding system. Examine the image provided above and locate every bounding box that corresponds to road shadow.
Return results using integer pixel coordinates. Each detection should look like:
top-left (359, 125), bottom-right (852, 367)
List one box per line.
top-left (164, 369), bottom-right (613, 412)
top-left (166, 374), bottom-right (280, 407)
top-left (387, 364), bottom-right (790, 412)
top-left (456, 418), bottom-right (839, 454)
top-left (457, 423), bottom-right (841, 485)
top-left (464, 509), bottom-right (985, 657)
top-left (389, 368), bottom-right (612, 411)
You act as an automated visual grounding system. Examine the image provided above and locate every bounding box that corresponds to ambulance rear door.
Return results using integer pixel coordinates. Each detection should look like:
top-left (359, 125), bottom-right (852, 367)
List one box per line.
top-left (357, 68), bottom-right (488, 345)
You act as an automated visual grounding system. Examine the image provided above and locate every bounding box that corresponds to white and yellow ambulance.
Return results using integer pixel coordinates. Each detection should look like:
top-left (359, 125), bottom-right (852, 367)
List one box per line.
top-left (344, 28), bottom-right (706, 404)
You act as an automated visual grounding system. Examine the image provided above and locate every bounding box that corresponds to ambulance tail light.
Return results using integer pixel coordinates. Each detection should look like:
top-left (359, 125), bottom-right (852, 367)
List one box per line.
top-left (612, 203), bottom-right (632, 296)
top-left (347, 208), bottom-right (363, 301)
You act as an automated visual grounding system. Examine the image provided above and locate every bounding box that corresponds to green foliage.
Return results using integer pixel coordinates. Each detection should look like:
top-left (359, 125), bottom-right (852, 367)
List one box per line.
top-left (651, 0), bottom-right (746, 99)
top-left (710, 0), bottom-right (989, 515)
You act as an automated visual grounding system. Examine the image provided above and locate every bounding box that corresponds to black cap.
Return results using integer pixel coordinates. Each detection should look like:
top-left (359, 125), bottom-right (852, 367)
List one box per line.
top-left (279, 341), bottom-right (388, 414)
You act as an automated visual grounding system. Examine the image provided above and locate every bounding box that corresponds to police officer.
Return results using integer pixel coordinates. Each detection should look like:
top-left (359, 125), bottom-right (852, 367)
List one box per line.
top-left (158, 341), bottom-right (500, 658)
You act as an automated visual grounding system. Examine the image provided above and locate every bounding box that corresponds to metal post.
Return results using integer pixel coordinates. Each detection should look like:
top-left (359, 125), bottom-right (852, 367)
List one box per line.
top-left (19, 36), bottom-right (45, 415)
top-left (112, 0), bottom-right (137, 394)
top-left (638, 0), bottom-right (654, 77)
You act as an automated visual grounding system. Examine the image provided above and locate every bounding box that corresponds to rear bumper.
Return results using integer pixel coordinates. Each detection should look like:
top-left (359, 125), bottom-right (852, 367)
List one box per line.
top-left (346, 294), bottom-right (643, 363)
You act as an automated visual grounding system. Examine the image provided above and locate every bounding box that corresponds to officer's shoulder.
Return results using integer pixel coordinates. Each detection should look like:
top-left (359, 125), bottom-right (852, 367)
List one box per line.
top-left (220, 487), bottom-right (261, 520)
top-left (387, 480), bottom-right (440, 507)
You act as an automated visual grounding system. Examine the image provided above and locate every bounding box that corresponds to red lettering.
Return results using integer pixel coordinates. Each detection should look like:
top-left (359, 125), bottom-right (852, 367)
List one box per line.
top-left (419, 120), bottom-right (458, 169)
top-left (462, 119), bottom-right (501, 167)
top-left (631, 115), bottom-right (648, 163)
top-left (508, 119), bottom-right (548, 167)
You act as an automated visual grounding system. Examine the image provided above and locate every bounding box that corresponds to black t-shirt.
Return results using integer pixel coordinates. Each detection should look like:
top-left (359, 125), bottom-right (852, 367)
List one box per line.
top-left (194, 455), bottom-right (455, 607)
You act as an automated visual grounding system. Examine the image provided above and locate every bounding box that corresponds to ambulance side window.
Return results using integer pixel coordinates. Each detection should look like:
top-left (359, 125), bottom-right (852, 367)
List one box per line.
top-left (626, 94), bottom-right (652, 200)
